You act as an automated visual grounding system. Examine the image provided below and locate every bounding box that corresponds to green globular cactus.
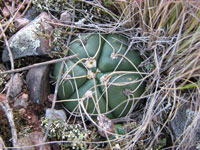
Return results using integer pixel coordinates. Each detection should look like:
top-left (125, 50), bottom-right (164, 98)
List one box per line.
top-left (53, 33), bottom-right (146, 119)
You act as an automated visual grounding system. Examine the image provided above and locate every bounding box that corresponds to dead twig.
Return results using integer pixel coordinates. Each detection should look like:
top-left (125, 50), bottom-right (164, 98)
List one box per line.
top-left (40, 2), bottom-right (77, 150)
top-left (0, 54), bottom-right (78, 75)
top-left (0, 0), bottom-right (27, 40)
top-left (0, 23), bottom-right (18, 147)
top-left (0, 136), bottom-right (7, 150)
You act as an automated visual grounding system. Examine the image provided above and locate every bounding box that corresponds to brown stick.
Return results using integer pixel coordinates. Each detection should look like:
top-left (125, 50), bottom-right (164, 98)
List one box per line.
top-left (0, 54), bottom-right (78, 75)
top-left (0, 23), bottom-right (18, 147)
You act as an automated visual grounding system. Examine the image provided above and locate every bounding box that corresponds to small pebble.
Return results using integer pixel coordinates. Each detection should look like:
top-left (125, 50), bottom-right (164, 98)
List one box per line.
top-left (29, 131), bottom-right (51, 150)
top-left (45, 108), bottom-right (66, 121)
top-left (97, 114), bottom-right (115, 137)
top-left (0, 94), bottom-right (6, 102)
top-left (60, 10), bottom-right (71, 22)
top-left (2, 7), bottom-right (10, 18)
top-left (14, 17), bottom-right (30, 30)
top-left (14, 93), bottom-right (29, 108)
top-left (10, 73), bottom-right (23, 97)
top-left (26, 65), bottom-right (50, 104)
top-left (19, 108), bottom-right (26, 115)
top-left (18, 137), bottom-right (35, 150)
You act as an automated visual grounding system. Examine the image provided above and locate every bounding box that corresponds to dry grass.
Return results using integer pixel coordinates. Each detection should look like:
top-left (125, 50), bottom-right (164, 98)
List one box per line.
top-left (0, 0), bottom-right (200, 149)
top-left (114, 0), bottom-right (200, 149)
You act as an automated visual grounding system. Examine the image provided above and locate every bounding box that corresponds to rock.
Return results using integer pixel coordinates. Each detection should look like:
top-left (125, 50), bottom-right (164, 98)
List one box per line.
top-left (17, 3), bottom-right (26, 11)
top-left (47, 94), bottom-right (54, 102)
top-left (97, 114), bottom-right (115, 137)
top-left (2, 12), bottom-right (53, 62)
top-left (14, 17), bottom-right (30, 31)
top-left (60, 10), bottom-right (71, 22)
top-left (45, 108), bottom-right (66, 121)
top-left (2, 7), bottom-right (10, 18)
top-left (29, 131), bottom-right (51, 150)
top-left (14, 93), bottom-right (29, 108)
top-left (0, 94), bottom-right (6, 102)
top-left (10, 73), bottom-right (23, 97)
top-left (26, 65), bottom-right (50, 104)
top-left (24, 7), bottom-right (39, 20)
top-left (50, 18), bottom-right (60, 28)
top-left (18, 137), bottom-right (35, 150)
top-left (18, 108), bottom-right (26, 115)
top-left (51, 143), bottom-right (61, 150)
top-left (27, 113), bottom-right (39, 126)
top-left (170, 104), bottom-right (200, 148)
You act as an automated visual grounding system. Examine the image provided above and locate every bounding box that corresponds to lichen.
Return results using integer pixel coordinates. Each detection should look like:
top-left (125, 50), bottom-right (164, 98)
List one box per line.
top-left (0, 64), bottom-right (9, 92)
top-left (41, 117), bottom-right (91, 150)
top-left (10, 30), bottom-right (40, 53)
top-left (32, 0), bottom-right (73, 16)
top-left (51, 28), bottom-right (68, 52)
top-left (9, 17), bottom-right (42, 53)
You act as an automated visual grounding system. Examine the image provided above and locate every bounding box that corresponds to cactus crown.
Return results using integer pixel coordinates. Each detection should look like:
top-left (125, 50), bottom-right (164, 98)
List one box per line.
top-left (54, 33), bottom-right (146, 119)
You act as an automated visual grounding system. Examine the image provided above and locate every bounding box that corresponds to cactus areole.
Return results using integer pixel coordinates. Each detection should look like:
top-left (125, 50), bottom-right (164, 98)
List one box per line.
top-left (53, 33), bottom-right (145, 119)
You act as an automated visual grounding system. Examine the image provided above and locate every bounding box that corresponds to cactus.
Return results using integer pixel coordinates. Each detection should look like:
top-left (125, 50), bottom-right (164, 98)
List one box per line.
top-left (53, 33), bottom-right (145, 119)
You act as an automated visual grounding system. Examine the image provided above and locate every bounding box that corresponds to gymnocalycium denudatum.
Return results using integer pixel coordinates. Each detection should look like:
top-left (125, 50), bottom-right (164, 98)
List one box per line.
top-left (53, 33), bottom-right (145, 119)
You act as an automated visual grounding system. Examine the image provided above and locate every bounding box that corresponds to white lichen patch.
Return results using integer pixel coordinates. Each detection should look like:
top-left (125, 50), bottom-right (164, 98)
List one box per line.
top-left (9, 30), bottom-right (40, 53)
top-left (2, 13), bottom-right (53, 61)
top-left (9, 17), bottom-right (43, 53)
top-left (41, 117), bottom-right (91, 150)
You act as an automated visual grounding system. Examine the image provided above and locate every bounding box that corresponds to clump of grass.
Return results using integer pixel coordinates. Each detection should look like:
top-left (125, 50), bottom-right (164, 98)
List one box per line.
top-left (112, 0), bottom-right (200, 149)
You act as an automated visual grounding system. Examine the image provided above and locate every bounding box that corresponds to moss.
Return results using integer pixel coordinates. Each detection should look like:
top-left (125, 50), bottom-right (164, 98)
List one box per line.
top-left (50, 27), bottom-right (68, 52)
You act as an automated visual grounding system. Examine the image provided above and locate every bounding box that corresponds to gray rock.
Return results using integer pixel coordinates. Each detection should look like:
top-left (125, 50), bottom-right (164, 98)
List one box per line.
top-left (60, 10), bottom-right (71, 22)
top-left (45, 108), bottom-right (66, 121)
top-left (24, 7), bottom-right (39, 20)
top-left (10, 73), bottom-right (23, 97)
top-left (14, 93), bottom-right (29, 108)
top-left (14, 17), bottom-right (30, 31)
top-left (170, 104), bottom-right (200, 149)
top-left (2, 12), bottom-right (53, 62)
top-left (18, 137), bottom-right (35, 150)
top-left (29, 131), bottom-right (51, 150)
top-left (26, 65), bottom-right (50, 104)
